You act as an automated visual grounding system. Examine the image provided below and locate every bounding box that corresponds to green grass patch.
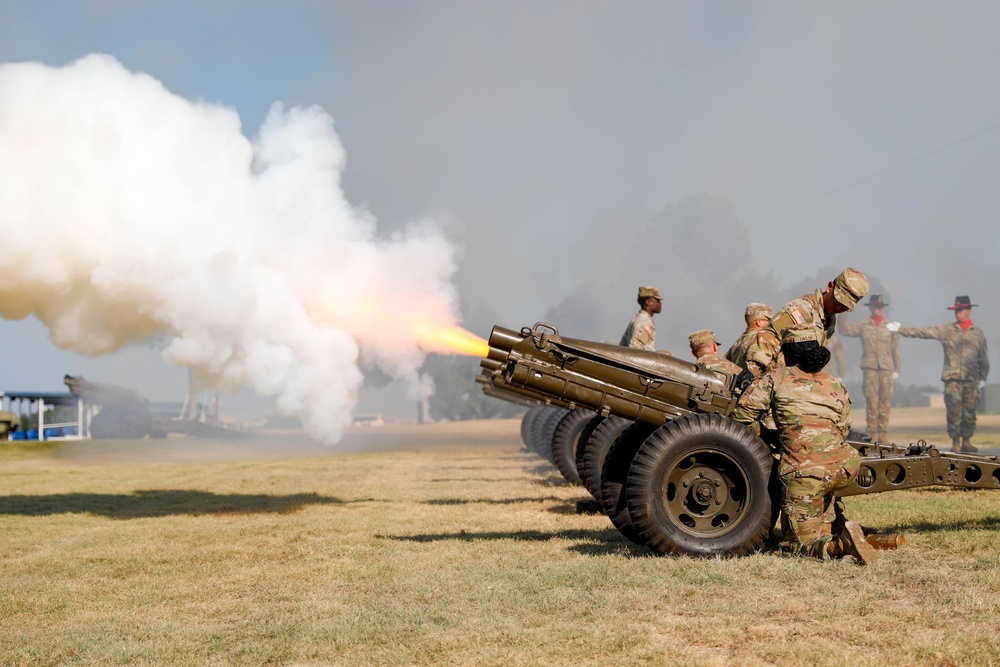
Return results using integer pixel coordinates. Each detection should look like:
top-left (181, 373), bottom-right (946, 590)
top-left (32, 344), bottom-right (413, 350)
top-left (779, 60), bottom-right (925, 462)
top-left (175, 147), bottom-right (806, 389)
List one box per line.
top-left (1, 417), bottom-right (1000, 666)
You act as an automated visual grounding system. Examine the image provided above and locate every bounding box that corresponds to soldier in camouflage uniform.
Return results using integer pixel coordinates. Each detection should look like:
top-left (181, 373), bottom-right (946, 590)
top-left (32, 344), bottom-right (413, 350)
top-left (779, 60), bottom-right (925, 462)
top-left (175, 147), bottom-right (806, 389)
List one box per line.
top-left (619, 286), bottom-right (662, 351)
top-left (744, 268), bottom-right (869, 378)
top-left (725, 303), bottom-right (772, 368)
top-left (827, 335), bottom-right (846, 378)
top-left (690, 329), bottom-right (743, 375)
top-left (896, 296), bottom-right (989, 453)
top-left (732, 324), bottom-right (878, 565)
top-left (839, 294), bottom-right (900, 444)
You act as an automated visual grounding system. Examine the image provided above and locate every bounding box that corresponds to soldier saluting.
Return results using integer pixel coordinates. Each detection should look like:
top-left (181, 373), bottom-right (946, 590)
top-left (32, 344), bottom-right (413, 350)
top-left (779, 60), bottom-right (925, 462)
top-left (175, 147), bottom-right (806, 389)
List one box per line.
top-left (743, 268), bottom-right (870, 378)
top-left (894, 296), bottom-right (990, 453)
top-left (839, 294), bottom-right (901, 444)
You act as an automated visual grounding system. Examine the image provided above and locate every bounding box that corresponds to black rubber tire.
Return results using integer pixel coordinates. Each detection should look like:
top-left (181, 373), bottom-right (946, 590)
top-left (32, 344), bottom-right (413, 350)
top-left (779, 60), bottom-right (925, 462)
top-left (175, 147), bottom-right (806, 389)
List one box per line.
top-left (574, 415), bottom-right (605, 496)
top-left (520, 406), bottom-right (547, 449)
top-left (551, 409), bottom-right (596, 486)
top-left (523, 406), bottom-right (558, 458)
top-left (626, 413), bottom-right (776, 558)
top-left (581, 416), bottom-right (630, 501)
top-left (600, 421), bottom-right (661, 544)
top-left (531, 407), bottom-right (569, 463)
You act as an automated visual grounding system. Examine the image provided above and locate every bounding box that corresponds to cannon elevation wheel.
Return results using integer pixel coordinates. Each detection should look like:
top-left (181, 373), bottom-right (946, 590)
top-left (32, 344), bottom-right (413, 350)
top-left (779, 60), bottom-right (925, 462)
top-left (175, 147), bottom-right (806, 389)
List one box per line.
top-left (626, 413), bottom-right (775, 558)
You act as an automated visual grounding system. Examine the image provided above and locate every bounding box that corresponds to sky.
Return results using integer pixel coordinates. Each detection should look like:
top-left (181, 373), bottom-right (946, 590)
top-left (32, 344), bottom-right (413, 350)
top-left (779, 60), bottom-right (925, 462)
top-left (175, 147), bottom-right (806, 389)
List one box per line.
top-left (0, 1), bottom-right (998, 426)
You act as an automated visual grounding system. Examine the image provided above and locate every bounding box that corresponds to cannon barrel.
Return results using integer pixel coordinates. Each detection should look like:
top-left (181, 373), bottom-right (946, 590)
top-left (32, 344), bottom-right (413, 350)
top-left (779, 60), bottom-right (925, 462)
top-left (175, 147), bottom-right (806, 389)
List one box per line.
top-left (483, 323), bottom-right (740, 425)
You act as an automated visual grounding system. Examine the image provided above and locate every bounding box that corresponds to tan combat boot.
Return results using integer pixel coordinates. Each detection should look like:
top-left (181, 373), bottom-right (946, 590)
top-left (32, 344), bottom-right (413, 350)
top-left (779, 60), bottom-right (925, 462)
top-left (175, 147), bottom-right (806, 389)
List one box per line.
top-left (952, 437), bottom-right (963, 453)
top-left (834, 521), bottom-right (880, 565)
top-left (963, 438), bottom-right (978, 453)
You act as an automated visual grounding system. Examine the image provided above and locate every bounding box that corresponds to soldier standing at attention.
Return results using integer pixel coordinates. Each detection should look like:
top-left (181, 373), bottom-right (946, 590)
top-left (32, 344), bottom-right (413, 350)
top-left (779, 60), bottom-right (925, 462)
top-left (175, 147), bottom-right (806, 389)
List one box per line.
top-left (725, 303), bottom-right (772, 368)
top-left (895, 296), bottom-right (989, 453)
top-left (744, 268), bottom-right (869, 378)
top-left (690, 329), bottom-right (743, 375)
top-left (619, 286), bottom-right (662, 351)
top-left (732, 325), bottom-right (878, 565)
top-left (839, 294), bottom-right (900, 444)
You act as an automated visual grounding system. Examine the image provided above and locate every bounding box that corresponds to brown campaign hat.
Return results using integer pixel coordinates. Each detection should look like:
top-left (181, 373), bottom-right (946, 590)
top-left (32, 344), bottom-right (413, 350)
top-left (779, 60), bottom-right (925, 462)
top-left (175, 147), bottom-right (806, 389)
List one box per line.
top-left (947, 295), bottom-right (977, 310)
top-left (865, 294), bottom-right (888, 308)
top-left (638, 286), bottom-right (663, 301)
top-left (832, 267), bottom-right (869, 310)
top-left (688, 329), bottom-right (717, 350)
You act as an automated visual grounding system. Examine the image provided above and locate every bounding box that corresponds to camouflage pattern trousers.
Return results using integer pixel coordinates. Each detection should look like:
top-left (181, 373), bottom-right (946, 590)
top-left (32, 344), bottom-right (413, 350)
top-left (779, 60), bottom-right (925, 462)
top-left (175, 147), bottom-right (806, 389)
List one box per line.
top-left (944, 380), bottom-right (981, 440)
top-left (780, 451), bottom-right (862, 559)
top-left (862, 369), bottom-right (894, 442)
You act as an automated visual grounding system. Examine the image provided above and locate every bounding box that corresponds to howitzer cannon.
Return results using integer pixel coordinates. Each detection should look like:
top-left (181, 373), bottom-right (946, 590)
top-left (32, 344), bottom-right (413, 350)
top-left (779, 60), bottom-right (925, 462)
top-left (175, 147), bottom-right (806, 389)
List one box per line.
top-left (480, 323), bottom-right (1000, 557)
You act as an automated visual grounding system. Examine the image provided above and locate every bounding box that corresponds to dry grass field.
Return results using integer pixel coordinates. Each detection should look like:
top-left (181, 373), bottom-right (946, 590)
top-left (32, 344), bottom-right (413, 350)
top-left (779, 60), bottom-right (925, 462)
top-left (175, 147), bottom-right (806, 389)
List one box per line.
top-left (2, 408), bottom-right (1000, 666)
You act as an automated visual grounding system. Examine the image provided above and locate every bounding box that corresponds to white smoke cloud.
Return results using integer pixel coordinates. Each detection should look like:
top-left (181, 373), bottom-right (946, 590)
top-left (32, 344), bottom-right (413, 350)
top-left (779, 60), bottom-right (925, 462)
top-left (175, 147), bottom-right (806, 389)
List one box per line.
top-left (0, 54), bottom-right (464, 442)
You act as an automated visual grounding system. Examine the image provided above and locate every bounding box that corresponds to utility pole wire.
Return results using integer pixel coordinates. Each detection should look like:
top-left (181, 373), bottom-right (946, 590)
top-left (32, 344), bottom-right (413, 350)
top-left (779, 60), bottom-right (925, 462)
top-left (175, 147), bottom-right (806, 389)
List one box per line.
top-left (761, 119), bottom-right (1000, 219)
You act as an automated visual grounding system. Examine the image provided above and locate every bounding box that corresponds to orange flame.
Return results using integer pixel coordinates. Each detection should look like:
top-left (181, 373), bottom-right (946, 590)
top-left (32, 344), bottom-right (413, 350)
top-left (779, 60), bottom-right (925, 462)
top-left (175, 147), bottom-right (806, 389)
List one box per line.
top-left (414, 324), bottom-right (489, 357)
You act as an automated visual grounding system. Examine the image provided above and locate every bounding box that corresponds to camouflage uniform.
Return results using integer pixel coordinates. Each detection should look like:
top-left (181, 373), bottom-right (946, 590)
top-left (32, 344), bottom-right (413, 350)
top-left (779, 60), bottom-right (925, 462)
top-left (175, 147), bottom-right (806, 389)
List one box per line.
top-left (839, 318), bottom-right (900, 443)
top-left (690, 329), bottom-right (742, 375)
top-left (898, 322), bottom-right (989, 442)
top-left (744, 289), bottom-right (837, 376)
top-left (743, 268), bottom-right (868, 377)
top-left (697, 352), bottom-right (742, 376)
top-left (620, 310), bottom-right (656, 351)
top-left (732, 360), bottom-right (860, 559)
top-left (827, 336), bottom-right (846, 377)
top-left (726, 303), bottom-right (772, 368)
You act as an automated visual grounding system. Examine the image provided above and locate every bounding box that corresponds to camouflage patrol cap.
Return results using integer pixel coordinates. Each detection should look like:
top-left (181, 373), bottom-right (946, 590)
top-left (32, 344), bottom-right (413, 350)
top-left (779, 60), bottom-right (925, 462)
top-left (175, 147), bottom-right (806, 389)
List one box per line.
top-left (744, 302), bottom-right (772, 323)
top-left (638, 286), bottom-right (663, 301)
top-left (832, 268), bottom-right (869, 310)
top-left (688, 329), bottom-right (717, 350)
top-left (781, 323), bottom-right (819, 345)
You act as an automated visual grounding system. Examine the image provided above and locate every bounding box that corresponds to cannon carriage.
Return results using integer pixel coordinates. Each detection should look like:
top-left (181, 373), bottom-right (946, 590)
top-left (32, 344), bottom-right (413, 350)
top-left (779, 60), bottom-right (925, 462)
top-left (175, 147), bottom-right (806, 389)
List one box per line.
top-left (480, 323), bottom-right (1000, 557)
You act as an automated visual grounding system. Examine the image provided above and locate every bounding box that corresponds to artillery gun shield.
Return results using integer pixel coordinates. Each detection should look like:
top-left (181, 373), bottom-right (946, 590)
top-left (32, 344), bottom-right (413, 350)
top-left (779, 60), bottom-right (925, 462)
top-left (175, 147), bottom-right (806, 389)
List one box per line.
top-left (626, 413), bottom-right (775, 557)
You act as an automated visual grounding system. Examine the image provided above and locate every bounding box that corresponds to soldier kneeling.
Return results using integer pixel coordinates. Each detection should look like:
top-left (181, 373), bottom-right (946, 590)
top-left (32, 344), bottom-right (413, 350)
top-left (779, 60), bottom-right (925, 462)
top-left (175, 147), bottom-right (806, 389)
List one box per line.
top-left (732, 324), bottom-right (879, 565)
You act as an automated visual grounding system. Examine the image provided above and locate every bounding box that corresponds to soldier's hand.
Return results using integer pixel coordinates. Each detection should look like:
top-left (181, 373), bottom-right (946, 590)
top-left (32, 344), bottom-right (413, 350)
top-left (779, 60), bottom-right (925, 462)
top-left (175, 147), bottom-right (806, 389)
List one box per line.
top-left (980, 380), bottom-right (987, 388)
top-left (892, 372), bottom-right (899, 381)
top-left (885, 322), bottom-right (901, 332)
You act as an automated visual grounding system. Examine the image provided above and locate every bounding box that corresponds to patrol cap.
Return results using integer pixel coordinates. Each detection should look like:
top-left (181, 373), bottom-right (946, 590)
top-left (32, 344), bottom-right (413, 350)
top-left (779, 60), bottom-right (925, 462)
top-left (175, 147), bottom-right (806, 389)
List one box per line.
top-left (832, 268), bottom-right (869, 310)
top-left (744, 302), bottom-right (772, 323)
top-left (781, 323), bottom-right (819, 345)
top-left (638, 286), bottom-right (663, 301)
top-left (688, 329), bottom-right (717, 350)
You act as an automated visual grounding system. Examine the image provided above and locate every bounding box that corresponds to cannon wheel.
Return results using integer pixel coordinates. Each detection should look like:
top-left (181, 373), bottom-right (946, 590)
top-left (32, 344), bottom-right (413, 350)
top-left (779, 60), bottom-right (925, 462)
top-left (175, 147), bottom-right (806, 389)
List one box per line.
top-left (581, 416), bottom-right (630, 501)
top-left (531, 407), bottom-right (568, 463)
top-left (520, 406), bottom-right (546, 449)
top-left (574, 414), bottom-right (604, 491)
top-left (551, 409), bottom-right (596, 486)
top-left (600, 421), bottom-right (661, 545)
top-left (626, 413), bottom-right (775, 558)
